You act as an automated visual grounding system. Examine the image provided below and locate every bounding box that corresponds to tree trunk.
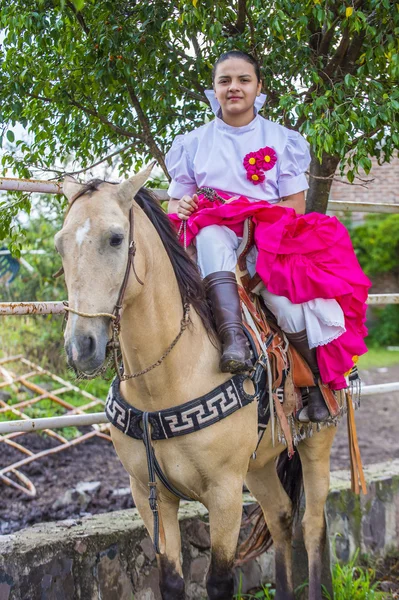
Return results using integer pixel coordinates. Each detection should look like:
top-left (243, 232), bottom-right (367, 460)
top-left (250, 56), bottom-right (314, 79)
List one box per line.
top-left (306, 151), bottom-right (340, 214)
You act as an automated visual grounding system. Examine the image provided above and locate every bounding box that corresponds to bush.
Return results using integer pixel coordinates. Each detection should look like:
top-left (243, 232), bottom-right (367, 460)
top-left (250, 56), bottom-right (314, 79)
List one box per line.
top-left (349, 214), bottom-right (399, 347)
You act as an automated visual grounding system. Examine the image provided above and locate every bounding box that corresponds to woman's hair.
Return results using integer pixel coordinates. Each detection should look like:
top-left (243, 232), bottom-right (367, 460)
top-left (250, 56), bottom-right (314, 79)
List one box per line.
top-left (212, 50), bottom-right (261, 84)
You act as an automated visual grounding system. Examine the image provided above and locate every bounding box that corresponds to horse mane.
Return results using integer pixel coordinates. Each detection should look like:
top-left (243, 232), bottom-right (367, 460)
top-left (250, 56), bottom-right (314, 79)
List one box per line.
top-left (71, 180), bottom-right (216, 339)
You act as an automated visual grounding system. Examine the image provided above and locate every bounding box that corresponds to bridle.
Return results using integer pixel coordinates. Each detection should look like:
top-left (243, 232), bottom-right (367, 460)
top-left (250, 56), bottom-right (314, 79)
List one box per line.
top-left (61, 201), bottom-right (191, 381)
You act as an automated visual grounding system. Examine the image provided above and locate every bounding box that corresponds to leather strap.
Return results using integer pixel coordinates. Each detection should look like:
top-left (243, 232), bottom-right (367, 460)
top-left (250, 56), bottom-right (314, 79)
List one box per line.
top-left (113, 207), bottom-right (143, 325)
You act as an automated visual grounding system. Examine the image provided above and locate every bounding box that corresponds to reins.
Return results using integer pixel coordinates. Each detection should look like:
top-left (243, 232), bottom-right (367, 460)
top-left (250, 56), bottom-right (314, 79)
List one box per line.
top-left (62, 198), bottom-right (191, 381)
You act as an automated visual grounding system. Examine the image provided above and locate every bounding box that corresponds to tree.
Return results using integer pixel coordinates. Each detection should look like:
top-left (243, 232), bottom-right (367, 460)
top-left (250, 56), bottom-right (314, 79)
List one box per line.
top-left (0, 0), bottom-right (398, 241)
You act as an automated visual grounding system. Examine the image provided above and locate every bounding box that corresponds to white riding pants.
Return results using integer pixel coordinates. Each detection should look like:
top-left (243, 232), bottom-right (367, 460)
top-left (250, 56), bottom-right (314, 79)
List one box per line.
top-left (195, 225), bottom-right (345, 348)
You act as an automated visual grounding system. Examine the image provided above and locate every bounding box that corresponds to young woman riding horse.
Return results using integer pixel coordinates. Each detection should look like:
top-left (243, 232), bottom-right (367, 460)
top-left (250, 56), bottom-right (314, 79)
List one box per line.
top-left (57, 50), bottom-right (368, 600)
top-left (167, 50), bottom-right (370, 423)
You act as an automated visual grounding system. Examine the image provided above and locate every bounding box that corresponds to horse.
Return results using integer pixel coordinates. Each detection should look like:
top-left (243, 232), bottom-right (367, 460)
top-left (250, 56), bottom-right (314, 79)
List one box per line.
top-left (57, 165), bottom-right (337, 600)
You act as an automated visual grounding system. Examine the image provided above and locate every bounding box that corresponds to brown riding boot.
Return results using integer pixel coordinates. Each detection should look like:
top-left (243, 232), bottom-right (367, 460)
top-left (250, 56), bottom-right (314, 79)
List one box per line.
top-left (285, 330), bottom-right (330, 423)
top-left (204, 271), bottom-right (250, 374)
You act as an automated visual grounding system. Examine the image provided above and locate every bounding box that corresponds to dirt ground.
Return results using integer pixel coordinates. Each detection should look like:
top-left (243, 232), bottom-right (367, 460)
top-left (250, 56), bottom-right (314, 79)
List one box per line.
top-left (1, 363), bottom-right (399, 536)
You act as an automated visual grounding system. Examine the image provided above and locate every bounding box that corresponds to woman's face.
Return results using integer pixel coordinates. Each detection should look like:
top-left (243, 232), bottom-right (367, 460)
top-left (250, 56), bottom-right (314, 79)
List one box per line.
top-left (213, 58), bottom-right (262, 122)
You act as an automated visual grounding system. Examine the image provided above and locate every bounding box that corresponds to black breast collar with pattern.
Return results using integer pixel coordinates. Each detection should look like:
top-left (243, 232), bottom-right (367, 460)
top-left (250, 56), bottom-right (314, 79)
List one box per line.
top-left (106, 373), bottom-right (257, 441)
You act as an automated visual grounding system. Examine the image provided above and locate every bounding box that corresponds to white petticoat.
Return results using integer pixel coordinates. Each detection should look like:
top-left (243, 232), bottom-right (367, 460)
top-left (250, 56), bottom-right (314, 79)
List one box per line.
top-left (195, 224), bottom-right (345, 349)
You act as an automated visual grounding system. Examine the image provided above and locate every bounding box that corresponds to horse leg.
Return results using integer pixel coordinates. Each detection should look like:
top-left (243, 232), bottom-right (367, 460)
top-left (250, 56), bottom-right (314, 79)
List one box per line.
top-left (297, 427), bottom-right (336, 600)
top-left (206, 479), bottom-right (245, 600)
top-left (245, 461), bottom-right (295, 600)
top-left (130, 477), bottom-right (186, 600)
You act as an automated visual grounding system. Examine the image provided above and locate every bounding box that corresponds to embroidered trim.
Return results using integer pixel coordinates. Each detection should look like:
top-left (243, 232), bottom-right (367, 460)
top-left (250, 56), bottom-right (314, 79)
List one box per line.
top-left (106, 374), bottom-right (258, 441)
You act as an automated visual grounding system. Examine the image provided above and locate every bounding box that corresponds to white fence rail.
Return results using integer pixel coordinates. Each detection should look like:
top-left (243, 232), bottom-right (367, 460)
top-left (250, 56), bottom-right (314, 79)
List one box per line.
top-left (0, 176), bottom-right (399, 214)
top-left (1, 294), bottom-right (398, 317)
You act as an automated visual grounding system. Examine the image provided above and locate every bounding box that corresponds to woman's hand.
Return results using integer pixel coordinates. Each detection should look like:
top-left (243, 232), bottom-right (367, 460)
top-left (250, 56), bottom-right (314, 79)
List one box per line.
top-left (168, 194), bottom-right (199, 219)
top-left (176, 194), bottom-right (199, 220)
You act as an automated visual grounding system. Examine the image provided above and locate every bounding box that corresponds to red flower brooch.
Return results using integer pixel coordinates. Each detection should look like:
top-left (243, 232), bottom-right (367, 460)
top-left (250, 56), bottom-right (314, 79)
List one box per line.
top-left (243, 146), bottom-right (277, 185)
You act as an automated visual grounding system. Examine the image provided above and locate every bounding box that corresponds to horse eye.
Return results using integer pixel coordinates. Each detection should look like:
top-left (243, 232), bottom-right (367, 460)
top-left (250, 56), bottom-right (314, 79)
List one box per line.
top-left (110, 234), bottom-right (124, 247)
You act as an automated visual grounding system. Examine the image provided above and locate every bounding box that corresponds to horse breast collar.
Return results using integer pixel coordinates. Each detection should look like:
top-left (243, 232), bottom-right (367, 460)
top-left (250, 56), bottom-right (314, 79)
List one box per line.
top-left (106, 373), bottom-right (258, 555)
top-left (106, 373), bottom-right (257, 441)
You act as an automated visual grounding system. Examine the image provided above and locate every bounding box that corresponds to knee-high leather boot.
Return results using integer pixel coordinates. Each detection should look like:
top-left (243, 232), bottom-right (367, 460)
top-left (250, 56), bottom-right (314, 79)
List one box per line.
top-left (285, 330), bottom-right (330, 423)
top-left (204, 271), bottom-right (250, 373)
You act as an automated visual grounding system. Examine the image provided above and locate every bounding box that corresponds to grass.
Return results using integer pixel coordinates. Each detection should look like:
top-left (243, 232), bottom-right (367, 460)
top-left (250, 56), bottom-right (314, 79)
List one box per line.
top-left (234, 550), bottom-right (386, 599)
top-left (358, 347), bottom-right (399, 369)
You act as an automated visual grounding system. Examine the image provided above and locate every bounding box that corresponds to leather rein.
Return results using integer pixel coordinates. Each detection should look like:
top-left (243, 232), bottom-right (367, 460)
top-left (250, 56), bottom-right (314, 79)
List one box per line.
top-left (61, 199), bottom-right (190, 380)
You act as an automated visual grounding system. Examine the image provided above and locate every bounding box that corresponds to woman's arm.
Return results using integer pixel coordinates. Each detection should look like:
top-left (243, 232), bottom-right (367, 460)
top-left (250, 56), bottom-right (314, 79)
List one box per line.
top-left (277, 191), bottom-right (305, 214)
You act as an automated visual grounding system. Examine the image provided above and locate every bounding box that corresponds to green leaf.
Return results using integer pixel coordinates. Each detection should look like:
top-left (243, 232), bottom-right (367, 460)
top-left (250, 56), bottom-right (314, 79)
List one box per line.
top-left (6, 130), bottom-right (15, 143)
top-left (72, 0), bottom-right (85, 10)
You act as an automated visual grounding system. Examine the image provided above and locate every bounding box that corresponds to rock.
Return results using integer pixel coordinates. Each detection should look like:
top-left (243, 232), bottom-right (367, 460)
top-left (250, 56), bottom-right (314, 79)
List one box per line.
top-left (76, 481), bottom-right (101, 495)
top-left (136, 554), bottom-right (145, 569)
top-left (0, 391), bottom-right (11, 402)
top-left (234, 560), bottom-right (262, 594)
top-left (111, 487), bottom-right (131, 497)
top-left (141, 537), bottom-right (156, 563)
top-left (97, 548), bottom-right (134, 600)
top-left (74, 540), bottom-right (87, 555)
top-left (186, 521), bottom-right (211, 550)
top-left (380, 581), bottom-right (399, 592)
top-left (189, 556), bottom-right (208, 584)
top-left (52, 488), bottom-right (90, 511)
top-left (137, 567), bottom-right (162, 600)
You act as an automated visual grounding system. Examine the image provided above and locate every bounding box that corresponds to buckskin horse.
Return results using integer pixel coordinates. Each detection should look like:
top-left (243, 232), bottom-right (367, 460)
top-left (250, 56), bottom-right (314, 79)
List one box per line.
top-left (57, 165), bottom-right (338, 600)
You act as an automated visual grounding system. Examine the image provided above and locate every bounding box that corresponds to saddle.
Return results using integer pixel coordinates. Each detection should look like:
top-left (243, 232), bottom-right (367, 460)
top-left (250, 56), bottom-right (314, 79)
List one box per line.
top-left (235, 218), bottom-right (341, 451)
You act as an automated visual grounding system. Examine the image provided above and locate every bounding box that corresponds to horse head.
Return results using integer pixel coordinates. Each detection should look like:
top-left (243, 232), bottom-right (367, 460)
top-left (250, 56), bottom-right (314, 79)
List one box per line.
top-left (55, 164), bottom-right (154, 376)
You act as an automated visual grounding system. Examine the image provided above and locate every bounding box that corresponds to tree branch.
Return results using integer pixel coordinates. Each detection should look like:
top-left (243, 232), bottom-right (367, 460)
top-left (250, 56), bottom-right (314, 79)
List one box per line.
top-left (323, 27), bottom-right (351, 79)
top-left (64, 142), bottom-right (138, 176)
top-left (346, 127), bottom-right (381, 150)
top-left (126, 83), bottom-right (168, 176)
top-left (179, 85), bottom-right (207, 103)
top-left (66, 1), bottom-right (90, 35)
top-left (27, 92), bottom-right (143, 141)
top-left (190, 35), bottom-right (201, 58)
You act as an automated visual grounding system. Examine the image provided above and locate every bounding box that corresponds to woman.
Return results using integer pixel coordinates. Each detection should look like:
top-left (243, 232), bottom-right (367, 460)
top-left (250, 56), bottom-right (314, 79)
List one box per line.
top-left (166, 50), bottom-right (370, 422)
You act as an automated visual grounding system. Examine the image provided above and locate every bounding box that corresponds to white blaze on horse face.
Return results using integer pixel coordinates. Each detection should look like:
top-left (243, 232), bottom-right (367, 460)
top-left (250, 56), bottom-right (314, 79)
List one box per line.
top-left (75, 218), bottom-right (91, 247)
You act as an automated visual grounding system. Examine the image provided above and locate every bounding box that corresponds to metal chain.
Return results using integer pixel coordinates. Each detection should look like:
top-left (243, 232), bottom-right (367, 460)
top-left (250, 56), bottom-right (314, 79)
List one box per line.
top-left (119, 303), bottom-right (191, 380)
top-left (177, 220), bottom-right (187, 251)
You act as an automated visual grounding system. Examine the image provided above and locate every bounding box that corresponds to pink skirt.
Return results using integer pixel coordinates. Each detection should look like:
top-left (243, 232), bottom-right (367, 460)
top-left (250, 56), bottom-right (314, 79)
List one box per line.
top-left (169, 191), bottom-right (371, 390)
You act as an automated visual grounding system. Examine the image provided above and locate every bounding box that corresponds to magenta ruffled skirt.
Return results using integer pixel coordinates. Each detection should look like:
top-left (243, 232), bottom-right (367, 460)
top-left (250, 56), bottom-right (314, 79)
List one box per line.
top-left (169, 191), bottom-right (371, 390)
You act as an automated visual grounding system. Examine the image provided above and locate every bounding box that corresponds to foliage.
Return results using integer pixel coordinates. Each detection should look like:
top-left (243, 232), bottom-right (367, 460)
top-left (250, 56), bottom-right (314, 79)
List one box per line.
top-left (349, 213), bottom-right (399, 347)
top-left (350, 214), bottom-right (399, 278)
top-left (236, 549), bottom-right (385, 599)
top-left (323, 549), bottom-right (385, 600)
top-left (0, 0), bottom-right (398, 242)
top-left (234, 577), bottom-right (275, 599)
top-left (367, 304), bottom-right (399, 347)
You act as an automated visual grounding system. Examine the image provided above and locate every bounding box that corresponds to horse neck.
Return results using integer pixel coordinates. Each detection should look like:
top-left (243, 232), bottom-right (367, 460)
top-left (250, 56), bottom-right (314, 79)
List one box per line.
top-left (119, 210), bottom-right (229, 412)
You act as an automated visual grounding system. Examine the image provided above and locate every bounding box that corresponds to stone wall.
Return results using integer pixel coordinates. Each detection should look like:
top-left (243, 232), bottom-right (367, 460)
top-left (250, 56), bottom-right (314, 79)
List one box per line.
top-left (1, 460), bottom-right (399, 600)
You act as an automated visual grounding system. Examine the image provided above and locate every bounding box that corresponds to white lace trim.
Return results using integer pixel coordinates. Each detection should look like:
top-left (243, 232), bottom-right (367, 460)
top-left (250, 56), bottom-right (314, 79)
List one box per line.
top-left (309, 326), bottom-right (346, 349)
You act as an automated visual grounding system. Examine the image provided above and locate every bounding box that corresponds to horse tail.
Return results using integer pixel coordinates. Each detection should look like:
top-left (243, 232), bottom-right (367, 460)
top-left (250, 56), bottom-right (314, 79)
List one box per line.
top-left (237, 450), bottom-right (303, 564)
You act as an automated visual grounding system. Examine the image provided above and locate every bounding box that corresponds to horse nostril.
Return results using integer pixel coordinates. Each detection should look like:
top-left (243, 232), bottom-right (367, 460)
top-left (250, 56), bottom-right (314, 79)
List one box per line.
top-left (79, 335), bottom-right (96, 358)
top-left (88, 335), bottom-right (95, 356)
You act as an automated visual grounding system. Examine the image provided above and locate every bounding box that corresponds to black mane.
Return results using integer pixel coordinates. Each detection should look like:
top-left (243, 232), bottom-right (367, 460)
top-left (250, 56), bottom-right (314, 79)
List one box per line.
top-left (71, 180), bottom-right (215, 338)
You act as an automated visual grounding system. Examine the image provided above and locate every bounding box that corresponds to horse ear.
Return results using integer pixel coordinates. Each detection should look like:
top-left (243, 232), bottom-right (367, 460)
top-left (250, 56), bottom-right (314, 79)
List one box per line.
top-left (63, 176), bottom-right (84, 204)
top-left (118, 162), bottom-right (156, 207)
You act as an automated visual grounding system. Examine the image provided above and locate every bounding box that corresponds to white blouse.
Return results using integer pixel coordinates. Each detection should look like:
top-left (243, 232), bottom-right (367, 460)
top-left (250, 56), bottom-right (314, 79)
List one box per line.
top-left (165, 93), bottom-right (311, 204)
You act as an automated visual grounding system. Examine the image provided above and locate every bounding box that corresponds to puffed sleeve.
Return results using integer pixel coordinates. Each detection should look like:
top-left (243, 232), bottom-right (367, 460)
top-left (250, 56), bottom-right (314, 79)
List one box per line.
top-left (165, 135), bottom-right (198, 199)
top-left (278, 130), bottom-right (311, 198)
